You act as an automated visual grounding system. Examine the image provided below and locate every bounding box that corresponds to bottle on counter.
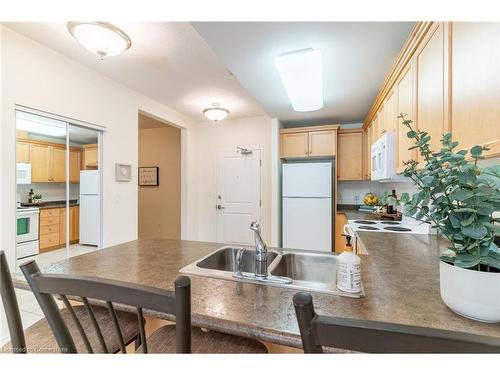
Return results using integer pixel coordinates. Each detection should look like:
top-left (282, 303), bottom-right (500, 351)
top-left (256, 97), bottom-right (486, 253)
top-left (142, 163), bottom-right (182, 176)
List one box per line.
top-left (28, 189), bottom-right (34, 204)
top-left (337, 251), bottom-right (362, 293)
top-left (387, 189), bottom-right (397, 214)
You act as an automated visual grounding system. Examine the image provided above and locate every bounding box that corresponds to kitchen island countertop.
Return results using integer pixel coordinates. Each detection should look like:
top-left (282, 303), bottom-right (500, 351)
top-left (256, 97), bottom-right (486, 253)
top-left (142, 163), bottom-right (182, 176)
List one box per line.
top-left (12, 233), bottom-right (499, 348)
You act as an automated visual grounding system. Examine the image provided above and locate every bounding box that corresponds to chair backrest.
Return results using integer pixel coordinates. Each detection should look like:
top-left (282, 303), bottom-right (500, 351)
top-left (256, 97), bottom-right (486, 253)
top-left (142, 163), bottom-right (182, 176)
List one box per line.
top-left (20, 259), bottom-right (191, 354)
top-left (293, 292), bottom-right (500, 353)
top-left (0, 251), bottom-right (26, 353)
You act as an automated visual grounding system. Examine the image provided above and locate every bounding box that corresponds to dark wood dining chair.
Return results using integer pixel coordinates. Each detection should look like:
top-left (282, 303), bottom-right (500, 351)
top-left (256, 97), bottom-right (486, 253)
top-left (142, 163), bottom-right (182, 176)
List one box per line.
top-left (293, 292), bottom-right (500, 353)
top-left (1, 251), bottom-right (141, 354)
top-left (19, 259), bottom-right (268, 353)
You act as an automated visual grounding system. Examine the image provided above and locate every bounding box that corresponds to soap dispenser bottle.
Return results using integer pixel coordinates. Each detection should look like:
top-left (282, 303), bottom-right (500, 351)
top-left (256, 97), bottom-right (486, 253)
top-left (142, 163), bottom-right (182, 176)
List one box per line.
top-left (337, 251), bottom-right (362, 293)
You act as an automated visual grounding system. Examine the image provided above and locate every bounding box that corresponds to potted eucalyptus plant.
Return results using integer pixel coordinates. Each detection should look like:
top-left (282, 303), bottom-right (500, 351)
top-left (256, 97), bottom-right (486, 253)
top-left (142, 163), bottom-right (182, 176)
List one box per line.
top-left (398, 114), bottom-right (500, 322)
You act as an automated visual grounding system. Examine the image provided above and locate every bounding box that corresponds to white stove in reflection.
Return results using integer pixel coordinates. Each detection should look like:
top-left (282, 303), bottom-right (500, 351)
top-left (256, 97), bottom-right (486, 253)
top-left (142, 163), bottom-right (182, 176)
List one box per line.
top-left (347, 217), bottom-right (431, 234)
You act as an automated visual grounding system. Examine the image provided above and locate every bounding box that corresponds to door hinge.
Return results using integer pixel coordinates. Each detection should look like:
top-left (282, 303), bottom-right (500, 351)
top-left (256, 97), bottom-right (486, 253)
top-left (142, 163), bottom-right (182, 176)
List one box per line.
top-left (259, 159), bottom-right (262, 167)
top-left (259, 200), bottom-right (262, 207)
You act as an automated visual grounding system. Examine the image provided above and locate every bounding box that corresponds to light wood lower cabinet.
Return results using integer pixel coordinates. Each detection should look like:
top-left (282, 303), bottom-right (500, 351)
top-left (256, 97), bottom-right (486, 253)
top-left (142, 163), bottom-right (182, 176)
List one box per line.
top-left (451, 22), bottom-right (500, 158)
top-left (39, 206), bottom-right (79, 252)
top-left (337, 130), bottom-right (363, 181)
top-left (70, 205), bottom-right (80, 242)
top-left (335, 213), bottom-right (351, 252)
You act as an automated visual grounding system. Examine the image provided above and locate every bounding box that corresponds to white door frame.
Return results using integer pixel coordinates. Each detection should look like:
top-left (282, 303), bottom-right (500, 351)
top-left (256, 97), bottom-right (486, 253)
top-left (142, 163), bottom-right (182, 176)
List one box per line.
top-left (215, 148), bottom-right (262, 245)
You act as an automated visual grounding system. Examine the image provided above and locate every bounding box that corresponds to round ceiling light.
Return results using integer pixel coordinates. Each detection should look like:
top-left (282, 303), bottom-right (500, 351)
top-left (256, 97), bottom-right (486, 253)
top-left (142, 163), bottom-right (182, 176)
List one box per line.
top-left (67, 21), bottom-right (132, 59)
top-left (203, 103), bottom-right (229, 122)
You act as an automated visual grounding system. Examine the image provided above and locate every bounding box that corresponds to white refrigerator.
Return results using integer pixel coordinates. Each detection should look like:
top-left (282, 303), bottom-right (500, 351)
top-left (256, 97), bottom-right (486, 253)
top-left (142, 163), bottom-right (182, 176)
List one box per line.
top-left (80, 170), bottom-right (99, 246)
top-left (282, 162), bottom-right (333, 252)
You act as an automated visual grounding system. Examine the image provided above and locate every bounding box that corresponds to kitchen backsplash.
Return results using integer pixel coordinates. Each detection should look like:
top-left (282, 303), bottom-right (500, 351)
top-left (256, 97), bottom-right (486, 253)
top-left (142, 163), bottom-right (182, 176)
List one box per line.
top-left (17, 183), bottom-right (80, 203)
top-left (338, 181), bottom-right (419, 205)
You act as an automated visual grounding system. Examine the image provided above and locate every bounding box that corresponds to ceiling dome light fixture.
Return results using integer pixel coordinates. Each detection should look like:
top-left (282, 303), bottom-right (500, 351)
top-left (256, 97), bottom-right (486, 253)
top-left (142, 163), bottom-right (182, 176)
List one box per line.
top-left (203, 103), bottom-right (229, 122)
top-left (67, 21), bottom-right (132, 59)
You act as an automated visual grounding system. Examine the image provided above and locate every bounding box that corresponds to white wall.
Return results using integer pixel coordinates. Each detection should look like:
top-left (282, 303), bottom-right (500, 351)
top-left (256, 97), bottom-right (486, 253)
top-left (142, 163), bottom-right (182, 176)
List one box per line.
top-left (195, 116), bottom-right (273, 243)
top-left (0, 26), bottom-right (199, 268)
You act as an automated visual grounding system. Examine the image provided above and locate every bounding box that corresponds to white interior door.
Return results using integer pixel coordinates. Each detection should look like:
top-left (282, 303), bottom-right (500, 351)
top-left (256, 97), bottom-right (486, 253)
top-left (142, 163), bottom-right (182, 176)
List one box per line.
top-left (216, 149), bottom-right (261, 245)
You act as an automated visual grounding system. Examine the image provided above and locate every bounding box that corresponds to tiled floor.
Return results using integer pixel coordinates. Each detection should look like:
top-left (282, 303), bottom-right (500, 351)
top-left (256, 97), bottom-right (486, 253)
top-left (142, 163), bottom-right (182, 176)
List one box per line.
top-left (1, 244), bottom-right (98, 348)
top-left (16, 243), bottom-right (98, 269)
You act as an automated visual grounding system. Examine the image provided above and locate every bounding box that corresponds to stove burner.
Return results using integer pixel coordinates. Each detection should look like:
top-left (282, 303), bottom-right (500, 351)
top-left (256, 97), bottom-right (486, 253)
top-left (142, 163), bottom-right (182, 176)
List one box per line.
top-left (380, 221), bottom-right (400, 224)
top-left (358, 225), bottom-right (380, 230)
top-left (384, 226), bottom-right (412, 232)
top-left (354, 220), bottom-right (377, 225)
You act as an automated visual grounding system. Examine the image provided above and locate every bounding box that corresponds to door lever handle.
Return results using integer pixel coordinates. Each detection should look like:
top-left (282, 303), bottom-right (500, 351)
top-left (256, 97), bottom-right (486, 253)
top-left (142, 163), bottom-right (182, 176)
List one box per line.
top-left (217, 204), bottom-right (225, 210)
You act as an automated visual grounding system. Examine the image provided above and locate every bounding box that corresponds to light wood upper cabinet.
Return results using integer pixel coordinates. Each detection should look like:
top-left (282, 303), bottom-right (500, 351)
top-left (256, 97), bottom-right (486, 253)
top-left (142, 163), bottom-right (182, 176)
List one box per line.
top-left (415, 22), bottom-right (447, 161)
top-left (451, 22), bottom-right (500, 158)
top-left (16, 142), bottom-right (30, 163)
top-left (281, 132), bottom-right (309, 158)
top-left (21, 140), bottom-right (82, 183)
top-left (365, 126), bottom-right (372, 180)
top-left (51, 146), bottom-right (66, 183)
top-left (83, 144), bottom-right (98, 169)
top-left (337, 130), bottom-right (363, 181)
top-left (397, 64), bottom-right (417, 172)
top-left (69, 150), bottom-right (81, 183)
top-left (372, 115), bottom-right (379, 143)
top-left (30, 144), bottom-right (51, 182)
top-left (308, 130), bottom-right (336, 157)
top-left (385, 89), bottom-right (398, 134)
top-left (280, 125), bottom-right (338, 159)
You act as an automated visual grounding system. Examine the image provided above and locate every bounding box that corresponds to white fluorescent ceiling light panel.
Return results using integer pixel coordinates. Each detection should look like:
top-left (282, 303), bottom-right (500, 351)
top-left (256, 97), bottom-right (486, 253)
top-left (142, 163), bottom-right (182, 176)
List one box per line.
top-left (274, 48), bottom-right (323, 112)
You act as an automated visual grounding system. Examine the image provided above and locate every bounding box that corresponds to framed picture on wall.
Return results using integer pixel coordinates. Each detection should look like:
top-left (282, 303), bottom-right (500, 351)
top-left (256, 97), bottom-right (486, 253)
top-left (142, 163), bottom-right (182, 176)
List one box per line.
top-left (139, 166), bottom-right (159, 186)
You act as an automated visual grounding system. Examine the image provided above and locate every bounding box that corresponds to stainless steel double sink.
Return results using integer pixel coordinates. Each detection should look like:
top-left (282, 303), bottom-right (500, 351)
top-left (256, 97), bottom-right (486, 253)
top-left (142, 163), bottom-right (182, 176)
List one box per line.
top-left (180, 246), bottom-right (364, 298)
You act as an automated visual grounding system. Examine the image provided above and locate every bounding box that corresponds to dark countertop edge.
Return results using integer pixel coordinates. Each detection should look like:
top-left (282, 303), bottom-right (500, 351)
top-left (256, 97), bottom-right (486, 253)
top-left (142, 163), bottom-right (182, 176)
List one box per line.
top-left (21, 200), bottom-right (79, 209)
top-left (337, 204), bottom-right (360, 212)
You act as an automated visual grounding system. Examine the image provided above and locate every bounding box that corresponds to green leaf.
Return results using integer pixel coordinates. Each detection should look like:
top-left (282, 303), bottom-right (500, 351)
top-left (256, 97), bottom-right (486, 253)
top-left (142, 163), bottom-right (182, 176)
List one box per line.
top-left (454, 252), bottom-right (480, 268)
top-left (400, 192), bottom-right (410, 204)
top-left (460, 214), bottom-right (476, 227)
top-left (470, 145), bottom-right (484, 157)
top-left (403, 203), bottom-right (417, 217)
top-left (407, 130), bottom-right (417, 138)
top-left (449, 189), bottom-right (474, 201)
top-left (461, 224), bottom-right (488, 240)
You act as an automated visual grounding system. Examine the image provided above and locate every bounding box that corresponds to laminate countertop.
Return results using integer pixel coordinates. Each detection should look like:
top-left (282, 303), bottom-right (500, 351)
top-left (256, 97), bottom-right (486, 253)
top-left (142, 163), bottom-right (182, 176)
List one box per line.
top-left (12, 233), bottom-right (499, 348)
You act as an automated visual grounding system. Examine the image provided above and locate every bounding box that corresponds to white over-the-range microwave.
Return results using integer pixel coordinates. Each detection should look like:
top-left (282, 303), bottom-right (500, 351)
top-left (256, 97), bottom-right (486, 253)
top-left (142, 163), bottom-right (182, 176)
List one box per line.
top-left (371, 132), bottom-right (407, 182)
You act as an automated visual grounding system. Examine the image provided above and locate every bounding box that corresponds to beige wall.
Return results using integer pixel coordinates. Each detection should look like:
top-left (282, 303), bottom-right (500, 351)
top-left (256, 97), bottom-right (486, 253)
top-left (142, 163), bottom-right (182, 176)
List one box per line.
top-left (138, 116), bottom-right (181, 239)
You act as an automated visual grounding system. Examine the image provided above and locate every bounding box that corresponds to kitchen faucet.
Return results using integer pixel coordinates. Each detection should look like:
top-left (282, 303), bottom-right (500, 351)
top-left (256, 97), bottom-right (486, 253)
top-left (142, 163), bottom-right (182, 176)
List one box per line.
top-left (232, 221), bottom-right (291, 284)
top-left (250, 221), bottom-right (267, 278)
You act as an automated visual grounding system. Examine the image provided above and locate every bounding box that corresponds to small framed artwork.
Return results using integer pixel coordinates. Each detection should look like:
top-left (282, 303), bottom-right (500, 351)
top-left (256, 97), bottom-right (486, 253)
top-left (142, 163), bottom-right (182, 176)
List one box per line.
top-left (139, 167), bottom-right (159, 186)
top-left (115, 163), bottom-right (132, 182)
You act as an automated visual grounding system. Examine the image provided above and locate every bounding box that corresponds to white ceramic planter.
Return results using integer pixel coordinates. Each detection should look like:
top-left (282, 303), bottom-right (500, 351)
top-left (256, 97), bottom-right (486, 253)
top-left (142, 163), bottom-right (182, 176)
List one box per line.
top-left (440, 260), bottom-right (500, 323)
